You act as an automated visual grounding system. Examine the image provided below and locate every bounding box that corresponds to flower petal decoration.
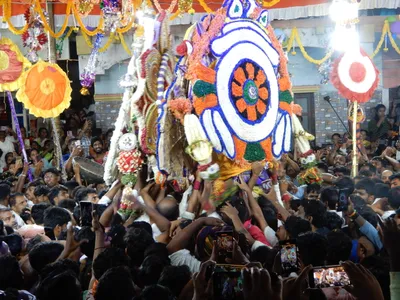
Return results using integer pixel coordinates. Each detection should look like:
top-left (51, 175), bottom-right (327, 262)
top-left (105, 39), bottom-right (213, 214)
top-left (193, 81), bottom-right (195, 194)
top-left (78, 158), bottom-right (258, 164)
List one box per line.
top-left (0, 37), bottom-right (31, 92)
top-left (330, 48), bottom-right (379, 103)
top-left (16, 60), bottom-right (72, 118)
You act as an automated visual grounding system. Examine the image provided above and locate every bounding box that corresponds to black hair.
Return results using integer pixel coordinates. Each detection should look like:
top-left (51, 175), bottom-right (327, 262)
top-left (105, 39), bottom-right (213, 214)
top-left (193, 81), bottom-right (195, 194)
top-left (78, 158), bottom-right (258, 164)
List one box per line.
top-left (93, 248), bottom-right (131, 280)
top-left (249, 246), bottom-right (278, 271)
top-left (361, 255), bottom-right (391, 300)
top-left (2, 234), bottom-right (23, 256)
top-left (389, 173), bottom-right (400, 182)
top-left (304, 200), bottom-right (327, 229)
top-left (388, 186), bottom-right (400, 210)
top-left (28, 242), bottom-right (64, 272)
top-left (374, 104), bottom-right (386, 122)
top-left (359, 169), bottom-right (373, 178)
top-left (261, 207), bottom-right (278, 232)
top-left (334, 176), bottom-right (355, 194)
top-left (31, 202), bottom-right (52, 225)
top-left (0, 255), bottom-right (23, 290)
top-left (374, 183), bottom-right (390, 199)
top-left (326, 230), bottom-right (352, 265)
top-left (27, 179), bottom-right (44, 189)
top-left (358, 206), bottom-right (379, 228)
top-left (158, 266), bottom-right (191, 297)
top-left (43, 168), bottom-right (60, 177)
top-left (128, 221), bottom-right (153, 237)
top-left (58, 199), bottom-right (77, 212)
top-left (20, 209), bottom-right (32, 223)
top-left (8, 193), bottom-right (24, 208)
top-left (43, 207), bottom-right (71, 230)
top-left (76, 226), bottom-right (95, 259)
top-left (297, 232), bottom-right (328, 266)
top-left (107, 224), bottom-right (127, 249)
top-left (38, 127), bottom-right (49, 136)
top-left (325, 212), bottom-right (344, 231)
top-left (64, 181), bottom-right (80, 194)
top-left (320, 187), bottom-right (339, 210)
top-left (144, 243), bottom-right (170, 264)
top-left (136, 284), bottom-right (176, 300)
top-left (306, 183), bottom-right (321, 194)
top-left (331, 133), bottom-right (341, 139)
top-left (350, 194), bottom-right (367, 209)
top-left (316, 162), bottom-right (329, 173)
top-left (74, 188), bottom-right (96, 203)
top-left (34, 185), bottom-right (50, 197)
top-left (96, 267), bottom-right (135, 300)
top-left (90, 136), bottom-right (103, 147)
top-left (39, 259), bottom-right (80, 279)
top-left (0, 184), bottom-right (11, 204)
top-left (73, 206), bottom-right (80, 226)
top-left (36, 269), bottom-right (81, 300)
top-left (138, 254), bottom-right (169, 287)
top-left (372, 156), bottom-right (389, 168)
top-left (371, 178), bottom-right (384, 185)
top-left (284, 215), bottom-right (312, 239)
top-left (27, 235), bottom-right (45, 252)
top-left (355, 178), bottom-right (375, 196)
top-left (333, 167), bottom-right (351, 176)
top-left (124, 228), bottom-right (155, 267)
top-left (48, 186), bottom-right (69, 205)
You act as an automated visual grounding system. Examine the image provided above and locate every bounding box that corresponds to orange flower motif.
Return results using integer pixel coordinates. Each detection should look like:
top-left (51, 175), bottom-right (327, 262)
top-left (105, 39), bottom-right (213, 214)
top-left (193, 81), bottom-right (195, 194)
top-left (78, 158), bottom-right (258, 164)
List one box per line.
top-left (230, 61), bottom-right (269, 122)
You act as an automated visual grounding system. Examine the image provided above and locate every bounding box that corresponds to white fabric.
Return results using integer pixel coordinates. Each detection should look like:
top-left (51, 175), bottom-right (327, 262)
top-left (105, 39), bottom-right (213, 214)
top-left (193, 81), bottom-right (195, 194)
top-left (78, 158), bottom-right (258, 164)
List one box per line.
top-left (134, 213), bottom-right (162, 240)
top-left (179, 186), bottom-right (192, 217)
top-left (273, 184), bottom-right (284, 207)
top-left (208, 211), bottom-right (222, 220)
top-left (169, 249), bottom-right (201, 273)
top-left (0, 136), bottom-right (16, 172)
top-left (181, 211), bottom-right (195, 221)
top-left (396, 151), bottom-right (400, 161)
top-left (98, 195), bottom-right (112, 205)
top-left (264, 226), bottom-right (279, 247)
top-left (13, 212), bottom-right (25, 229)
top-left (251, 240), bottom-right (268, 252)
top-left (382, 210), bottom-right (396, 220)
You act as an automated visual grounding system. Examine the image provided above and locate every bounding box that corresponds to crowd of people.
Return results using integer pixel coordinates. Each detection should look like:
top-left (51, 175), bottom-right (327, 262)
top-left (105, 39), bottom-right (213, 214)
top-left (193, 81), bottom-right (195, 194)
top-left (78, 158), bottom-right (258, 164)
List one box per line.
top-left (0, 106), bottom-right (399, 300)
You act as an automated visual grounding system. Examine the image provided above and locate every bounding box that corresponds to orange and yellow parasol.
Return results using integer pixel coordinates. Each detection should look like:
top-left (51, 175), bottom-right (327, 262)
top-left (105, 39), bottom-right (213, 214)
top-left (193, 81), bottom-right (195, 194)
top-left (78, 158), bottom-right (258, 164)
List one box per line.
top-left (0, 37), bottom-right (31, 92)
top-left (16, 60), bottom-right (72, 118)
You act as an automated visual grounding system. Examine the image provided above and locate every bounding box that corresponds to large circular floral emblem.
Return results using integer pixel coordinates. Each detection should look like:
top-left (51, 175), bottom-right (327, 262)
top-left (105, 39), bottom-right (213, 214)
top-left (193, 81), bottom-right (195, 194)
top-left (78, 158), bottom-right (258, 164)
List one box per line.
top-left (16, 60), bottom-right (72, 118)
top-left (231, 60), bottom-right (269, 122)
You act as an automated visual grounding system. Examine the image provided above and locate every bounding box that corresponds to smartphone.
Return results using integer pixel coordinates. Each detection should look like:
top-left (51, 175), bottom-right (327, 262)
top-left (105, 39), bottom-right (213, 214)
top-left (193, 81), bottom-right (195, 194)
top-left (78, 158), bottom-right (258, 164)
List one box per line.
top-left (337, 188), bottom-right (350, 212)
top-left (0, 126), bottom-right (7, 131)
top-left (80, 201), bottom-right (93, 227)
top-left (213, 264), bottom-right (245, 300)
top-left (75, 140), bottom-right (81, 147)
top-left (216, 231), bottom-right (234, 261)
top-left (15, 158), bottom-right (22, 166)
top-left (279, 239), bottom-right (299, 274)
top-left (24, 139), bottom-right (30, 148)
top-left (309, 265), bottom-right (350, 288)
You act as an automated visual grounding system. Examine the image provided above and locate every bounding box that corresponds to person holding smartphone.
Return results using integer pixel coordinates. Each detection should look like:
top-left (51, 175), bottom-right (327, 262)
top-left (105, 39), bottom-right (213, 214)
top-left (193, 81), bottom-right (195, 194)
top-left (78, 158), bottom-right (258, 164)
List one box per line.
top-left (0, 127), bottom-right (16, 172)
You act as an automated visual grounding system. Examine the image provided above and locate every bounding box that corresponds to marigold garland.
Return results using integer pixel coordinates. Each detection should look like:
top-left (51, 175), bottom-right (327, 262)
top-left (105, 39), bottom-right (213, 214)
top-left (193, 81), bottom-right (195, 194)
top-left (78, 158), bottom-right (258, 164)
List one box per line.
top-left (118, 31), bottom-right (132, 56)
top-left (34, 0), bottom-right (71, 39)
top-left (197, 0), bottom-right (212, 13)
top-left (81, 30), bottom-right (115, 53)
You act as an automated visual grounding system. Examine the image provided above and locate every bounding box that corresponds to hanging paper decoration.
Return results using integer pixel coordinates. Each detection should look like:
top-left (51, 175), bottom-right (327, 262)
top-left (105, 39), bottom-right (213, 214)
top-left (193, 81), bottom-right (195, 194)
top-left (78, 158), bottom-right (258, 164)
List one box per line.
top-left (0, 38), bottom-right (31, 92)
top-left (16, 60), bottom-right (72, 118)
top-left (80, 33), bottom-right (103, 95)
top-left (330, 48), bottom-right (379, 103)
top-left (21, 6), bottom-right (48, 63)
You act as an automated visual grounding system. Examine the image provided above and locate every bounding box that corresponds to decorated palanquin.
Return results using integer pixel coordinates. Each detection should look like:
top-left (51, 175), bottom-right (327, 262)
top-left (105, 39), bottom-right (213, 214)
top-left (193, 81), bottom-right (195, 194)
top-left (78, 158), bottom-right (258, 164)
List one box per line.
top-left (104, 0), bottom-right (316, 192)
top-left (160, 0), bottom-right (298, 181)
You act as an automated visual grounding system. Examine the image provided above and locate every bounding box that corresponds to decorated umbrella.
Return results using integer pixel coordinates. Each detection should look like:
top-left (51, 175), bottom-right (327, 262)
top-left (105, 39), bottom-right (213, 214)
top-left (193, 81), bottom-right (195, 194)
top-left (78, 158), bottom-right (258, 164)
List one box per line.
top-left (16, 60), bottom-right (72, 179)
top-left (330, 48), bottom-right (379, 176)
top-left (16, 60), bottom-right (72, 118)
top-left (0, 37), bottom-right (32, 180)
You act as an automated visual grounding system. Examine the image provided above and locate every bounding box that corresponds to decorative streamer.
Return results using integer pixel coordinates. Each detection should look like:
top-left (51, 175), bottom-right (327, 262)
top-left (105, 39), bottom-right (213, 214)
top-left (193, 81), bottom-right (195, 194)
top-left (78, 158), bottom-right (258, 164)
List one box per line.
top-left (80, 33), bottom-right (104, 95)
top-left (6, 91), bottom-right (33, 182)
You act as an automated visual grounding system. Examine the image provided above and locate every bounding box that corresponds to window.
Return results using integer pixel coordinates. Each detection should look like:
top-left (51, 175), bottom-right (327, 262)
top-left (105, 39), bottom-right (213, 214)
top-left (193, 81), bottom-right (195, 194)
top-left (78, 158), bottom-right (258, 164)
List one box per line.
top-left (294, 92), bottom-right (315, 136)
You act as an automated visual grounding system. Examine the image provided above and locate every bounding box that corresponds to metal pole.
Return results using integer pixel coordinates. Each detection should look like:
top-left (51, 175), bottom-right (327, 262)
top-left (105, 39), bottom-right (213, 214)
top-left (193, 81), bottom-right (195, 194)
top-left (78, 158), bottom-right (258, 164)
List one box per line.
top-left (352, 102), bottom-right (358, 177)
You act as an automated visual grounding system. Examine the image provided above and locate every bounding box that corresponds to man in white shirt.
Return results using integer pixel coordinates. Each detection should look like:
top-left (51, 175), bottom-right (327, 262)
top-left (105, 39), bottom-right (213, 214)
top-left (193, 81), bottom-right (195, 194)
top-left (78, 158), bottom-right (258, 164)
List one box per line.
top-left (0, 128), bottom-right (16, 172)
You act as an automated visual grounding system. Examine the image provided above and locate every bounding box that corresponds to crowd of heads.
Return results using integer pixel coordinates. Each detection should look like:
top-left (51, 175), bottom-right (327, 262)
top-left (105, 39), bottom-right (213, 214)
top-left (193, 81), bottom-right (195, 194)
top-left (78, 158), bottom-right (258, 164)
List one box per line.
top-left (0, 105), bottom-right (399, 299)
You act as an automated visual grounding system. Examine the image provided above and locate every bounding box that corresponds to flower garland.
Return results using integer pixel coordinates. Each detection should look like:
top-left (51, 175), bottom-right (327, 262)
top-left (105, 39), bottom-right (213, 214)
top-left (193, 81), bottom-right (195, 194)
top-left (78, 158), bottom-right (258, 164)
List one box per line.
top-left (81, 31), bottom-right (115, 53)
top-left (263, 0), bottom-right (281, 7)
top-left (34, 0), bottom-right (71, 39)
top-left (153, 0), bottom-right (177, 13)
top-left (80, 33), bottom-right (104, 95)
top-left (21, 6), bottom-right (48, 63)
top-left (118, 32), bottom-right (132, 56)
top-left (197, 0), bottom-right (213, 13)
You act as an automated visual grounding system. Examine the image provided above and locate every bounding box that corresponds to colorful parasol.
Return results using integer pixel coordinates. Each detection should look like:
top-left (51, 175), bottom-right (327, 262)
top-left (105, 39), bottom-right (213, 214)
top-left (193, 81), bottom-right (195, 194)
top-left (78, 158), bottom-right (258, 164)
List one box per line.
top-left (330, 48), bottom-right (379, 103)
top-left (0, 37), bottom-right (31, 92)
top-left (16, 60), bottom-right (72, 118)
